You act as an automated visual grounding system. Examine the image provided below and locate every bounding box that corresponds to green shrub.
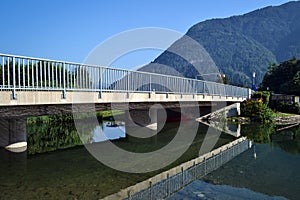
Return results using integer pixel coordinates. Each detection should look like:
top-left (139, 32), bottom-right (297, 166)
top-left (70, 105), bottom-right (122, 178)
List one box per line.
top-left (257, 104), bottom-right (275, 122)
top-left (251, 91), bottom-right (270, 105)
top-left (241, 99), bottom-right (275, 122)
top-left (273, 101), bottom-right (300, 114)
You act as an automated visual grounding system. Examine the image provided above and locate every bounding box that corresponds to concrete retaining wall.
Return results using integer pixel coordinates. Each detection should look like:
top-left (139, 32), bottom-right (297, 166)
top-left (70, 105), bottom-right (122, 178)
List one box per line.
top-left (102, 137), bottom-right (249, 200)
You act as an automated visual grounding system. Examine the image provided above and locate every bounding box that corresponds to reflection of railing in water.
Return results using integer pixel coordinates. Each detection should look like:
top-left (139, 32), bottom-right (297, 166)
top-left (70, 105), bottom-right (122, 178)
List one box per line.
top-left (103, 137), bottom-right (250, 200)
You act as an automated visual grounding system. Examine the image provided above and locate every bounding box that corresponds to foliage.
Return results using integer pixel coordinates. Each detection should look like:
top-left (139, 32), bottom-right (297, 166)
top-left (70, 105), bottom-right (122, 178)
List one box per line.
top-left (272, 101), bottom-right (300, 114)
top-left (27, 114), bottom-right (96, 155)
top-left (251, 91), bottom-right (270, 106)
top-left (241, 99), bottom-right (275, 122)
top-left (241, 123), bottom-right (300, 154)
top-left (139, 1), bottom-right (300, 87)
top-left (272, 125), bottom-right (300, 154)
top-left (260, 58), bottom-right (300, 95)
top-left (241, 123), bottom-right (276, 143)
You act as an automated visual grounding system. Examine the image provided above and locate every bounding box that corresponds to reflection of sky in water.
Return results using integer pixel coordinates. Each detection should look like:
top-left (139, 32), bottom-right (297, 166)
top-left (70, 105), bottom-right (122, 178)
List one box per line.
top-left (91, 121), bottom-right (126, 143)
top-left (168, 180), bottom-right (287, 200)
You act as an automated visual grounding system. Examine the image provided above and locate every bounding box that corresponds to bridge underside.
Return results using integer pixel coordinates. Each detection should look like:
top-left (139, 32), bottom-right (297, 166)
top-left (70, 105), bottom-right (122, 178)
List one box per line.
top-left (0, 102), bottom-right (237, 148)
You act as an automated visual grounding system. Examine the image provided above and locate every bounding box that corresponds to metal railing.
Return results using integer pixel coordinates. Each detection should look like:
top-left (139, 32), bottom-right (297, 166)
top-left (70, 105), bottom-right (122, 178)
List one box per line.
top-left (0, 53), bottom-right (250, 99)
top-left (125, 139), bottom-right (250, 200)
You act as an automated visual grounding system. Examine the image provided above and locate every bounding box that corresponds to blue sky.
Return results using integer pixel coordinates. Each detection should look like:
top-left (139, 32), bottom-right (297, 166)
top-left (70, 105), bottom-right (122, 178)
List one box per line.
top-left (0, 0), bottom-right (293, 69)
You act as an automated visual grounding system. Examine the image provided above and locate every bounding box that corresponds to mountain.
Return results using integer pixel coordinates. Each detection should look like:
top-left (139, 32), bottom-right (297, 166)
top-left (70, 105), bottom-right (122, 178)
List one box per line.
top-left (139, 1), bottom-right (300, 87)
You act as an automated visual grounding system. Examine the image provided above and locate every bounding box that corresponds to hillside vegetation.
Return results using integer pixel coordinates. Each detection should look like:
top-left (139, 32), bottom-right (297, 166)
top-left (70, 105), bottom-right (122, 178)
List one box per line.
top-left (260, 58), bottom-right (300, 95)
top-left (140, 1), bottom-right (300, 87)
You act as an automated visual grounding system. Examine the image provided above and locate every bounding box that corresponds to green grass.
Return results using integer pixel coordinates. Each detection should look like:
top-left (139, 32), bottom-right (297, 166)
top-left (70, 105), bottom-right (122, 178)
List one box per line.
top-left (96, 110), bottom-right (124, 118)
top-left (27, 110), bottom-right (125, 125)
top-left (274, 112), bottom-right (298, 117)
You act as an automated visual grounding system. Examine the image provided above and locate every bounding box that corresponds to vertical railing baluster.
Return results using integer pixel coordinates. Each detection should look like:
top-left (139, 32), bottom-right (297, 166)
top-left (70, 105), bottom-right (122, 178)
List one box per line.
top-left (55, 63), bottom-right (58, 88)
top-left (48, 62), bottom-right (50, 89)
top-left (12, 57), bottom-right (16, 99)
top-left (17, 58), bottom-right (20, 88)
top-left (76, 65), bottom-right (79, 89)
top-left (43, 61), bottom-right (47, 88)
top-left (39, 61), bottom-right (42, 88)
top-left (35, 61), bottom-right (38, 88)
top-left (85, 65), bottom-right (87, 89)
top-left (31, 60), bottom-right (34, 88)
top-left (58, 63), bottom-right (62, 89)
top-left (51, 63), bottom-right (54, 89)
top-left (66, 63), bottom-right (69, 89)
top-left (62, 62), bottom-right (66, 98)
top-left (69, 64), bottom-right (72, 89)
top-left (22, 59), bottom-right (25, 88)
top-left (7, 57), bottom-right (10, 88)
top-left (1, 56), bottom-right (4, 87)
top-left (80, 65), bottom-right (82, 89)
top-left (27, 59), bottom-right (30, 88)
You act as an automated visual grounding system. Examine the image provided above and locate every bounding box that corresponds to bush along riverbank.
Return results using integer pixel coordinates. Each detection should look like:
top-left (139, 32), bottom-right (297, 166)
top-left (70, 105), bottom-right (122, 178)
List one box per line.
top-left (230, 91), bottom-right (300, 124)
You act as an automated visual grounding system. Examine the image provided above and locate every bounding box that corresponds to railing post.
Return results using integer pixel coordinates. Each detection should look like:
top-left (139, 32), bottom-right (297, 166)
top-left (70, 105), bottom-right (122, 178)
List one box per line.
top-left (166, 173), bottom-right (170, 197)
top-left (62, 62), bottom-right (66, 99)
top-left (149, 73), bottom-right (152, 98)
top-left (99, 67), bottom-right (102, 99)
top-left (1, 56), bottom-right (4, 87)
top-left (149, 181), bottom-right (152, 200)
top-left (127, 71), bottom-right (130, 98)
top-left (149, 73), bottom-right (152, 92)
top-left (181, 167), bottom-right (184, 187)
top-left (11, 56), bottom-right (17, 99)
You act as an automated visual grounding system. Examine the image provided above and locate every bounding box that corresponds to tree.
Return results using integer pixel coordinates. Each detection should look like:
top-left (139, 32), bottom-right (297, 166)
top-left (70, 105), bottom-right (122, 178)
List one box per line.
top-left (260, 58), bottom-right (300, 95)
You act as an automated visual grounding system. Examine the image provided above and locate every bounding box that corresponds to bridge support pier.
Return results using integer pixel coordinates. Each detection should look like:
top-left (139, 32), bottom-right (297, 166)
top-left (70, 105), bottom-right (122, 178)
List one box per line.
top-left (0, 118), bottom-right (27, 151)
top-left (124, 105), bottom-right (167, 140)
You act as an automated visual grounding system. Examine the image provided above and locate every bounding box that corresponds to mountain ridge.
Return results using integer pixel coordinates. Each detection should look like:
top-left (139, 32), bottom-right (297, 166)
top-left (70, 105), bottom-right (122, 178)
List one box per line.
top-left (139, 1), bottom-right (300, 87)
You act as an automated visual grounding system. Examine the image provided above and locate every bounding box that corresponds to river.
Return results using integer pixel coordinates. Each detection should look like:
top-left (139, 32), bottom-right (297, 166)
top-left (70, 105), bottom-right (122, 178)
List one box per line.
top-left (0, 115), bottom-right (235, 199)
top-left (0, 116), bottom-right (299, 199)
top-left (168, 123), bottom-right (300, 200)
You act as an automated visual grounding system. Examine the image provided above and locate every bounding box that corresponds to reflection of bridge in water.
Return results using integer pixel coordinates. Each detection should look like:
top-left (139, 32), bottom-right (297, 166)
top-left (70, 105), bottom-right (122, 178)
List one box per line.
top-left (104, 137), bottom-right (251, 200)
top-left (0, 53), bottom-right (250, 150)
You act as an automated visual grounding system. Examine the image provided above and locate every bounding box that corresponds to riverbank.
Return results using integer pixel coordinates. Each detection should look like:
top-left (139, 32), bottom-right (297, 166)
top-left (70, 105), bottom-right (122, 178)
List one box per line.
top-left (227, 113), bottom-right (300, 125)
top-left (274, 114), bottom-right (300, 125)
top-left (27, 110), bottom-right (125, 124)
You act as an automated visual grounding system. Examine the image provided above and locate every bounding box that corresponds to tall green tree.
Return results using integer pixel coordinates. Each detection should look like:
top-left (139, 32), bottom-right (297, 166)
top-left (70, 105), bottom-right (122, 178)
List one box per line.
top-left (260, 58), bottom-right (300, 95)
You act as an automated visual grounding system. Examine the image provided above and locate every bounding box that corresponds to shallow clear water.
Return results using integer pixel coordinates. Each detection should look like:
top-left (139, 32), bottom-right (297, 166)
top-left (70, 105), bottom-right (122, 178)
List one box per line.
top-left (1, 117), bottom-right (299, 199)
top-left (169, 123), bottom-right (300, 200)
top-left (0, 118), bottom-right (235, 199)
top-left (168, 180), bottom-right (287, 200)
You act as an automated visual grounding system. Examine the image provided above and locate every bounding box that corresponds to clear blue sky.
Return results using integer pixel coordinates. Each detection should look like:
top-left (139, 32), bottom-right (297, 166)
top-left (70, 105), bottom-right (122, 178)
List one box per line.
top-left (0, 0), bottom-right (293, 68)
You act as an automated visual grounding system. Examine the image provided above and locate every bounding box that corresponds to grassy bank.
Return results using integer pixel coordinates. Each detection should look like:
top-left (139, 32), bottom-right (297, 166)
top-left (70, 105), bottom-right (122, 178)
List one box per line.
top-left (27, 110), bottom-right (125, 124)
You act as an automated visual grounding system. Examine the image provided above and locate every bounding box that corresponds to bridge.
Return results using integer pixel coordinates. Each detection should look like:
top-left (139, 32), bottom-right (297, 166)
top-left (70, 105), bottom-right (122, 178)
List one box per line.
top-left (0, 53), bottom-right (250, 149)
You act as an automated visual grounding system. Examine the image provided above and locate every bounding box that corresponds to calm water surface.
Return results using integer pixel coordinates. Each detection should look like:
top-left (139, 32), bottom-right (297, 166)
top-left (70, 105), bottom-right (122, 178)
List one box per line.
top-left (0, 117), bottom-right (235, 199)
top-left (1, 116), bottom-right (299, 200)
top-left (169, 123), bottom-right (300, 200)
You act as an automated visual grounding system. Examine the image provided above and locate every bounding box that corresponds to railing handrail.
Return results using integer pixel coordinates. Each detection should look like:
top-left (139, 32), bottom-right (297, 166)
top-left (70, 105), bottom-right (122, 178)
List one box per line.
top-left (0, 53), bottom-right (250, 99)
top-left (0, 53), bottom-right (245, 87)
